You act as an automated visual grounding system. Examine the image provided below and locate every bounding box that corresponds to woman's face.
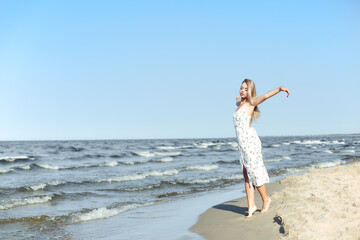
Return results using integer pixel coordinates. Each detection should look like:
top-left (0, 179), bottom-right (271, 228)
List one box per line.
top-left (240, 82), bottom-right (248, 99)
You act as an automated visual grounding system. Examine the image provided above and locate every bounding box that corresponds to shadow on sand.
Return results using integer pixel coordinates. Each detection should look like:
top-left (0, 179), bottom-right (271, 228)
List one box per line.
top-left (212, 201), bottom-right (260, 217)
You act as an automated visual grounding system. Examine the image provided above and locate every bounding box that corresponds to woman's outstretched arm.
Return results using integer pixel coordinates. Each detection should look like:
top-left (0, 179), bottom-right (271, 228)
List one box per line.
top-left (251, 86), bottom-right (290, 106)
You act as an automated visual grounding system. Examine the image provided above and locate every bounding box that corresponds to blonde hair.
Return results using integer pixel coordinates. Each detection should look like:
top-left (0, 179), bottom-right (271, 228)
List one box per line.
top-left (242, 79), bottom-right (260, 122)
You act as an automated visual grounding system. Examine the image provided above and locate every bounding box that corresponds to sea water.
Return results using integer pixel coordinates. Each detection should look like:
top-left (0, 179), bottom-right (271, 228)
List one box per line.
top-left (0, 135), bottom-right (359, 239)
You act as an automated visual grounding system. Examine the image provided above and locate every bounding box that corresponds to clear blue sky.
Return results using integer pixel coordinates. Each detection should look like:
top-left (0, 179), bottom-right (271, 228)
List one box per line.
top-left (0, 0), bottom-right (359, 140)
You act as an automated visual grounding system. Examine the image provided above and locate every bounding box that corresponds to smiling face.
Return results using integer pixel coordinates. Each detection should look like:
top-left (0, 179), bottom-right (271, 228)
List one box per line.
top-left (240, 82), bottom-right (248, 100)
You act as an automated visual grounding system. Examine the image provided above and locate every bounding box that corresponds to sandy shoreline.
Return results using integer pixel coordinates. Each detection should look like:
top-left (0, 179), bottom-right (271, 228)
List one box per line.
top-left (191, 162), bottom-right (360, 240)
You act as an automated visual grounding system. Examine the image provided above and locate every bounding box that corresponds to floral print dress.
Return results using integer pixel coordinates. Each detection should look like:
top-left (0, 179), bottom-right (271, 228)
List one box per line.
top-left (233, 107), bottom-right (269, 187)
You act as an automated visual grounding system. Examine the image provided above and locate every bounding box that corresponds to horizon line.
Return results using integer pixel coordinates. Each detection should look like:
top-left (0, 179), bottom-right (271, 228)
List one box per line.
top-left (0, 133), bottom-right (359, 142)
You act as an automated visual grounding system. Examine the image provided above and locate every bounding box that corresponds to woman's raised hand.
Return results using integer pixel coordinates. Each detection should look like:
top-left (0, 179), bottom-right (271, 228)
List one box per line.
top-left (280, 87), bottom-right (290, 97)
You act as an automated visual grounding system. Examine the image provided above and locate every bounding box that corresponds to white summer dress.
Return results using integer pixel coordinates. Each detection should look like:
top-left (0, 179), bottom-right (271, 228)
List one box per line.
top-left (233, 107), bottom-right (269, 187)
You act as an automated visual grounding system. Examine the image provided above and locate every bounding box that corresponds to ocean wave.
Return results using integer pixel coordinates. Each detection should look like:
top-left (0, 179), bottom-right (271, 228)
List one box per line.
top-left (95, 169), bottom-right (179, 183)
top-left (328, 149), bottom-right (356, 154)
top-left (323, 150), bottom-right (333, 154)
top-left (153, 152), bottom-right (181, 156)
top-left (58, 146), bottom-right (85, 152)
top-left (185, 164), bottom-right (219, 171)
top-left (120, 184), bottom-right (162, 192)
top-left (150, 157), bottom-right (174, 163)
top-left (23, 181), bottom-right (67, 191)
top-left (292, 140), bottom-right (345, 145)
top-left (216, 160), bottom-right (239, 164)
top-left (270, 159), bottom-right (347, 176)
top-left (0, 194), bottom-right (55, 210)
top-left (71, 203), bottom-right (154, 223)
top-left (25, 183), bottom-right (48, 191)
top-left (132, 151), bottom-right (156, 157)
top-left (195, 142), bottom-right (218, 148)
top-left (102, 161), bottom-right (118, 167)
top-left (228, 142), bottom-right (238, 148)
top-left (306, 145), bottom-right (317, 149)
top-left (4, 169), bottom-right (180, 192)
top-left (5, 163), bottom-right (236, 192)
top-left (0, 168), bottom-right (13, 174)
top-left (18, 165), bottom-right (31, 170)
top-left (272, 167), bottom-right (308, 176)
top-left (155, 145), bottom-right (193, 150)
top-left (109, 154), bottom-right (125, 159)
top-left (35, 161), bottom-right (118, 171)
top-left (181, 174), bottom-right (243, 185)
top-left (132, 151), bottom-right (182, 158)
top-left (311, 160), bottom-right (345, 169)
top-left (0, 215), bottom-right (56, 224)
top-left (120, 161), bottom-right (137, 165)
top-left (0, 156), bottom-right (35, 163)
top-left (265, 156), bottom-right (292, 162)
top-left (336, 150), bottom-right (355, 153)
top-left (0, 202), bottom-right (155, 225)
top-left (269, 144), bottom-right (281, 148)
top-left (194, 142), bottom-right (226, 149)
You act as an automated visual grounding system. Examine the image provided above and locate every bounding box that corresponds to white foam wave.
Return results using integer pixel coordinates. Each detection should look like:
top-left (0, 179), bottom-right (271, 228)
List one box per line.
top-left (228, 142), bottom-right (238, 148)
top-left (133, 151), bottom-right (181, 157)
top-left (19, 165), bottom-right (31, 170)
top-left (122, 184), bottom-right (161, 192)
top-left (0, 165), bottom-right (32, 174)
top-left (156, 146), bottom-right (179, 150)
top-left (26, 183), bottom-right (47, 191)
top-left (145, 169), bottom-right (179, 176)
top-left (270, 144), bottom-right (280, 147)
top-left (19, 169), bottom-right (178, 191)
top-left (195, 142), bottom-right (220, 148)
top-left (292, 140), bottom-right (345, 145)
top-left (323, 150), bottom-right (333, 154)
top-left (37, 161), bottom-right (118, 171)
top-left (0, 195), bottom-right (54, 210)
top-left (154, 151), bottom-right (181, 156)
top-left (151, 157), bottom-right (174, 162)
top-left (265, 156), bottom-right (291, 162)
top-left (0, 168), bottom-right (13, 174)
top-left (156, 145), bottom-right (192, 150)
top-left (101, 161), bottom-right (118, 167)
top-left (0, 156), bottom-right (33, 162)
top-left (71, 203), bottom-right (153, 223)
top-left (96, 169), bottom-right (179, 183)
top-left (186, 177), bottom-right (219, 184)
top-left (184, 174), bottom-right (243, 184)
top-left (311, 160), bottom-right (344, 169)
top-left (38, 164), bottom-right (60, 170)
top-left (185, 164), bottom-right (219, 171)
top-left (122, 161), bottom-right (135, 165)
top-left (133, 151), bottom-right (156, 157)
top-left (307, 145), bottom-right (317, 149)
top-left (339, 150), bottom-right (355, 153)
top-left (282, 142), bottom-right (291, 145)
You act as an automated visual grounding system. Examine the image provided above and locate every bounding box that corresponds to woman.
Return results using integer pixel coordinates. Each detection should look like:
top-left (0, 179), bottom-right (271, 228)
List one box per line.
top-left (233, 79), bottom-right (289, 218)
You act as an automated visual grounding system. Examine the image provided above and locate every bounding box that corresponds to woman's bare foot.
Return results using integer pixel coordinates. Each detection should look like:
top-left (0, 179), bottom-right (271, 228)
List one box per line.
top-left (245, 205), bottom-right (257, 218)
top-left (261, 198), bottom-right (271, 213)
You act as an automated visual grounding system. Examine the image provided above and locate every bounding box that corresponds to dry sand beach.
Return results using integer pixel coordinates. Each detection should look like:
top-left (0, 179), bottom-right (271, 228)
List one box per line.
top-left (191, 162), bottom-right (360, 240)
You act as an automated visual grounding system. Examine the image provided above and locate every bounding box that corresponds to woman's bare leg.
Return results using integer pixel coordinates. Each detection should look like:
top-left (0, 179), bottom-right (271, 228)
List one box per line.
top-left (243, 166), bottom-right (257, 218)
top-left (256, 184), bottom-right (271, 213)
